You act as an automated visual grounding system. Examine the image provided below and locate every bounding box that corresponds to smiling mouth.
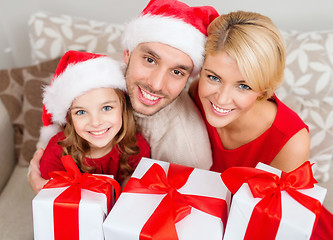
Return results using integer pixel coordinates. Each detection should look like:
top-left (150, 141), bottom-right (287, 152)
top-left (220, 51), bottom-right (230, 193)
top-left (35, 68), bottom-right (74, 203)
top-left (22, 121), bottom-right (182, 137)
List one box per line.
top-left (89, 128), bottom-right (109, 136)
top-left (138, 87), bottom-right (162, 106)
top-left (140, 88), bottom-right (159, 101)
top-left (212, 103), bottom-right (233, 114)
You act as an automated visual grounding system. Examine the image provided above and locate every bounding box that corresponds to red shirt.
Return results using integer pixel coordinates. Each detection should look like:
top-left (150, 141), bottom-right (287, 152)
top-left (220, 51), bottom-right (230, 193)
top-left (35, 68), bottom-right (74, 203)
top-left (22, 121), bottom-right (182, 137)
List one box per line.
top-left (194, 88), bottom-right (308, 173)
top-left (40, 131), bottom-right (150, 183)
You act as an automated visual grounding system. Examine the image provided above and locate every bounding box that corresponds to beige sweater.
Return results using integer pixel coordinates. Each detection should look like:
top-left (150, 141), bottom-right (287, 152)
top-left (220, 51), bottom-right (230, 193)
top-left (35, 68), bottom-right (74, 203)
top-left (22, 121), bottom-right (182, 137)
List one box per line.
top-left (134, 91), bottom-right (212, 170)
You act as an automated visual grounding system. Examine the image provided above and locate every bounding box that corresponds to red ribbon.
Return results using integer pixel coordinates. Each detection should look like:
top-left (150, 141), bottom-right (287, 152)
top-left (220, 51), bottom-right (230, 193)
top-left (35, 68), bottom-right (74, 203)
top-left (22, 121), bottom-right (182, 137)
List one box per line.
top-left (221, 161), bottom-right (322, 240)
top-left (123, 163), bottom-right (228, 240)
top-left (42, 155), bottom-right (122, 240)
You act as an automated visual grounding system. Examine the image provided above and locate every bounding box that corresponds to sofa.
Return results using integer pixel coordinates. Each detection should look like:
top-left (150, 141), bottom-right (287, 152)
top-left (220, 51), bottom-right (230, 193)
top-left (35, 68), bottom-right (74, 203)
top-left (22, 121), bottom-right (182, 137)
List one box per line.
top-left (0, 12), bottom-right (332, 240)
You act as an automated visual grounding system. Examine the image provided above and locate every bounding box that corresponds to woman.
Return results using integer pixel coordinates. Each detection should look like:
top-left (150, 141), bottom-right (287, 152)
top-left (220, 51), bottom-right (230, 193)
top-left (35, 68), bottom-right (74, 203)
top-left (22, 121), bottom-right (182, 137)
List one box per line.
top-left (190, 11), bottom-right (332, 239)
top-left (191, 11), bottom-right (309, 173)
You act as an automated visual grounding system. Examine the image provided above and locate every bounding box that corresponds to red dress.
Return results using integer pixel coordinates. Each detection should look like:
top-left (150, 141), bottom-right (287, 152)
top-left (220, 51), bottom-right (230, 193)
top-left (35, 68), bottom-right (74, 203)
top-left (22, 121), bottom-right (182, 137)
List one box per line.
top-left (40, 131), bottom-right (150, 184)
top-left (194, 88), bottom-right (333, 239)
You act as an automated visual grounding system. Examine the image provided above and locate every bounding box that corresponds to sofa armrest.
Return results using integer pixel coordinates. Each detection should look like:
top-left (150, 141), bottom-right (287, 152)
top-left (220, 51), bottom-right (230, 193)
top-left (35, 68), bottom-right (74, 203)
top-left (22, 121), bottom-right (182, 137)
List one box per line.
top-left (0, 99), bottom-right (15, 192)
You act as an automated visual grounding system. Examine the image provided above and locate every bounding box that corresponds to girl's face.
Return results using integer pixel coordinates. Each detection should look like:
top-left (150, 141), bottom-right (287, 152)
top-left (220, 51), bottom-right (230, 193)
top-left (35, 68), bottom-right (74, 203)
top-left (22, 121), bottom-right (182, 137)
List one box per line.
top-left (70, 88), bottom-right (123, 157)
top-left (198, 51), bottom-right (262, 129)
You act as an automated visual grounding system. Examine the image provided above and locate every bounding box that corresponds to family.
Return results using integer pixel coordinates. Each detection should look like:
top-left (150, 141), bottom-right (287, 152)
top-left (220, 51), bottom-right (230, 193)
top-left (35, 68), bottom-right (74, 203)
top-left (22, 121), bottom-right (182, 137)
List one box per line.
top-left (28, 0), bottom-right (332, 238)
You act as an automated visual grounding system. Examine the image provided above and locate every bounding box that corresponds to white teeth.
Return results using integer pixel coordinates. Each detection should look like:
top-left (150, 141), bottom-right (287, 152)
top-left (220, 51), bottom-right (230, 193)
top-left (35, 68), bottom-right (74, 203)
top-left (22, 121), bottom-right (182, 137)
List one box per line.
top-left (141, 89), bottom-right (159, 101)
top-left (212, 103), bottom-right (232, 113)
top-left (90, 129), bottom-right (108, 135)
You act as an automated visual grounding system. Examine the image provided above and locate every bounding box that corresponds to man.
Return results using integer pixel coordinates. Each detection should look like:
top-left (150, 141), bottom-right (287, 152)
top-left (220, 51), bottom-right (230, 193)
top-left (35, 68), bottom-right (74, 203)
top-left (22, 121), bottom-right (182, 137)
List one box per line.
top-left (28, 0), bottom-right (219, 193)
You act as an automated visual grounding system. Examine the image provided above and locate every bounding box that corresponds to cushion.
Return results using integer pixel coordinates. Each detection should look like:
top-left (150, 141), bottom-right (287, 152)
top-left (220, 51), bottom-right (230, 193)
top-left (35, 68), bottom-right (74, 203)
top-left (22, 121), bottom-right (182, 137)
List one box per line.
top-left (28, 11), bottom-right (124, 64)
top-left (19, 57), bottom-right (61, 165)
top-left (276, 30), bottom-right (333, 182)
top-left (0, 58), bottom-right (60, 166)
top-left (0, 65), bottom-right (25, 160)
top-left (0, 99), bottom-right (15, 192)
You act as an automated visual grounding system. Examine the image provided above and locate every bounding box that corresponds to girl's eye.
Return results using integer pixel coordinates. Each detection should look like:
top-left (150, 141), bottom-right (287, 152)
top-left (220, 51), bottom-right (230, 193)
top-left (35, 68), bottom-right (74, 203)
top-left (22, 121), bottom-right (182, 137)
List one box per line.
top-left (145, 57), bottom-right (155, 64)
top-left (208, 75), bottom-right (220, 82)
top-left (76, 110), bottom-right (86, 115)
top-left (239, 84), bottom-right (252, 91)
top-left (102, 106), bottom-right (112, 111)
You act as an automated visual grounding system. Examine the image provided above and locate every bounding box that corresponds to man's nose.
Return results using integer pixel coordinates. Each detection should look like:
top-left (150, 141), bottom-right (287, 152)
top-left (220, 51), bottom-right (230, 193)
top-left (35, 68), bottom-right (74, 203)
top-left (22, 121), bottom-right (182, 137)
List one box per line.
top-left (147, 69), bottom-right (167, 92)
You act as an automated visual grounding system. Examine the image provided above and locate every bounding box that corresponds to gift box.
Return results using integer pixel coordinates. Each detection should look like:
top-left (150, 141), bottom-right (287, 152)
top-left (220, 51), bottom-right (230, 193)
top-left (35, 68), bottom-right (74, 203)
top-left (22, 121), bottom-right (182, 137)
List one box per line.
top-left (32, 155), bottom-right (121, 240)
top-left (222, 162), bottom-right (327, 240)
top-left (103, 157), bottom-right (231, 240)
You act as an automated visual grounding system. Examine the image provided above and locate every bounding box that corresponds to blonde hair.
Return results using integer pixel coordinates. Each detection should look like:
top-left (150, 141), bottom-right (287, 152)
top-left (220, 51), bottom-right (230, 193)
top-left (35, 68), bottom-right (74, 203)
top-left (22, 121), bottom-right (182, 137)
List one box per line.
top-left (205, 11), bottom-right (286, 100)
top-left (59, 89), bottom-right (139, 177)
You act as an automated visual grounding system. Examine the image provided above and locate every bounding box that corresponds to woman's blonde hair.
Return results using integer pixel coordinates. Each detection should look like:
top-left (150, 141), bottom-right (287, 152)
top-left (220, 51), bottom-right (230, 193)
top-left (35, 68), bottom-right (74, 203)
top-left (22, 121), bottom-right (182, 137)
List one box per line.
top-left (205, 11), bottom-right (286, 100)
top-left (59, 89), bottom-right (139, 177)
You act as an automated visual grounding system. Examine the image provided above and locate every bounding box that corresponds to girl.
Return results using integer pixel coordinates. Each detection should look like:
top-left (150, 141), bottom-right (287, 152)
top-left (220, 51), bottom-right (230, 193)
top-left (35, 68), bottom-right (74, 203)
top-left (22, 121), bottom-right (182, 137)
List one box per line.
top-left (39, 50), bottom-right (150, 185)
top-left (190, 11), bottom-right (332, 239)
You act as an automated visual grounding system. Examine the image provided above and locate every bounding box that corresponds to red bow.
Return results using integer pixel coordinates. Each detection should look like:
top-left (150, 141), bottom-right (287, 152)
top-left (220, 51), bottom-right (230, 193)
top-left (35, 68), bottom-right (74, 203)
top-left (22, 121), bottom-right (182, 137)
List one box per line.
top-left (43, 155), bottom-right (122, 240)
top-left (123, 163), bottom-right (228, 240)
top-left (221, 161), bottom-right (322, 240)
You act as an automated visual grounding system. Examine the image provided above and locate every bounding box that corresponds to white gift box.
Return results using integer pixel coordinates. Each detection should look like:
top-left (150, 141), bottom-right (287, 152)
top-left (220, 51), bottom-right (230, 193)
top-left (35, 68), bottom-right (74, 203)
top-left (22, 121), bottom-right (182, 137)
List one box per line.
top-left (103, 158), bottom-right (231, 240)
top-left (223, 162), bottom-right (327, 240)
top-left (33, 174), bottom-right (114, 240)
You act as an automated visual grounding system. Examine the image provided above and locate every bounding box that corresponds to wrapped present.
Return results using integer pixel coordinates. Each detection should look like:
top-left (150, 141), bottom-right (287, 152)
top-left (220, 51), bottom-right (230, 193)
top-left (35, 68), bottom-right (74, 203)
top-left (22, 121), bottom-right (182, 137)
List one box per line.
top-left (32, 155), bottom-right (121, 240)
top-left (221, 162), bottom-right (327, 240)
top-left (103, 157), bottom-right (231, 240)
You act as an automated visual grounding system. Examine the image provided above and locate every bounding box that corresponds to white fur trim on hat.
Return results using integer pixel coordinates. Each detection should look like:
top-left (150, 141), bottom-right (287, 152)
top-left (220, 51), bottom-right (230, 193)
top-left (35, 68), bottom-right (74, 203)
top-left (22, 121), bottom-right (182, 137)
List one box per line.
top-left (38, 124), bottom-right (62, 149)
top-left (121, 14), bottom-right (206, 77)
top-left (43, 56), bottom-right (126, 126)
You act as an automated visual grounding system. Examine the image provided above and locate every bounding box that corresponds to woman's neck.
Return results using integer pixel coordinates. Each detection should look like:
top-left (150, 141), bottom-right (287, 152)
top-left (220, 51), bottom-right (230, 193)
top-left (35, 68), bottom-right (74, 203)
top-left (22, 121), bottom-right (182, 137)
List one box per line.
top-left (216, 100), bottom-right (277, 150)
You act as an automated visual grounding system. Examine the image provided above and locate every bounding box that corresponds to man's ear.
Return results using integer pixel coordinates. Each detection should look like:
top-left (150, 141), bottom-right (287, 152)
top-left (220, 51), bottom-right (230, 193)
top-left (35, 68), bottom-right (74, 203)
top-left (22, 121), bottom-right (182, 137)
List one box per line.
top-left (123, 49), bottom-right (130, 65)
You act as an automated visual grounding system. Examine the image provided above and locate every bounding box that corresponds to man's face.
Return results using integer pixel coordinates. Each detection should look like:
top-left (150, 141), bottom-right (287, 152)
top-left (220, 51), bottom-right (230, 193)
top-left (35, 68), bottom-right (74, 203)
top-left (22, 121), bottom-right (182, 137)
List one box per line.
top-left (123, 42), bottom-right (194, 116)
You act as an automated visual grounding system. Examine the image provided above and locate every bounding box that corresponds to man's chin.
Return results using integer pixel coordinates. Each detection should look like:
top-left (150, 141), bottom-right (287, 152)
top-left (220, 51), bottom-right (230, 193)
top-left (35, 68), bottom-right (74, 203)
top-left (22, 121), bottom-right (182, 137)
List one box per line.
top-left (132, 101), bottom-right (168, 116)
top-left (133, 106), bottom-right (160, 116)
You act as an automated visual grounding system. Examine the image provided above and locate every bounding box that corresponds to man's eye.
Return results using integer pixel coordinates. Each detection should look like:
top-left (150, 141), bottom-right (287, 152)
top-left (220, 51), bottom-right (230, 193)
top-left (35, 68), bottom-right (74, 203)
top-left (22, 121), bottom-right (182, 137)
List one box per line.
top-left (172, 69), bottom-right (183, 76)
top-left (208, 75), bottom-right (219, 82)
top-left (76, 110), bottom-right (86, 115)
top-left (239, 84), bottom-right (252, 90)
top-left (145, 57), bottom-right (155, 64)
top-left (102, 106), bottom-right (112, 111)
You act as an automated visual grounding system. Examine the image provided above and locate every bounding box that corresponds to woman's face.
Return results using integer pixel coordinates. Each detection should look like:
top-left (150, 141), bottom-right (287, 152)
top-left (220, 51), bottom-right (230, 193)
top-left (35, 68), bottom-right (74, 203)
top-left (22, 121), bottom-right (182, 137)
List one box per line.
top-left (70, 88), bottom-right (123, 157)
top-left (198, 51), bottom-right (262, 129)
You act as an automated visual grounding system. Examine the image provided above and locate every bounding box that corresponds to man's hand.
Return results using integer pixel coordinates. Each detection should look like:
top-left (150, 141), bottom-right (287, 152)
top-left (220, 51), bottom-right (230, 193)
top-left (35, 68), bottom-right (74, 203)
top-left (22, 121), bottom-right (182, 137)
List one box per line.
top-left (27, 148), bottom-right (48, 194)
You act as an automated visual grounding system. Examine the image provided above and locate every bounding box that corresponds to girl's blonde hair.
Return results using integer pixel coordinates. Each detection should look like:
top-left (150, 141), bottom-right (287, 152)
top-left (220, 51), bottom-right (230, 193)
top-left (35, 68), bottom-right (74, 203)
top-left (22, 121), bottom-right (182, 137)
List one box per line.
top-left (205, 11), bottom-right (286, 100)
top-left (59, 89), bottom-right (139, 177)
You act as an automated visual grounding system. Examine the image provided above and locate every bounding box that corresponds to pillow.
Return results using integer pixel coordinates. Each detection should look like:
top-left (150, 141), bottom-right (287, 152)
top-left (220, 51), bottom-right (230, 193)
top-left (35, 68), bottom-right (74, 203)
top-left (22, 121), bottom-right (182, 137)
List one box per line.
top-left (276, 30), bottom-right (333, 182)
top-left (19, 57), bottom-right (61, 165)
top-left (0, 58), bottom-right (60, 166)
top-left (28, 11), bottom-right (124, 64)
top-left (0, 66), bottom-right (25, 161)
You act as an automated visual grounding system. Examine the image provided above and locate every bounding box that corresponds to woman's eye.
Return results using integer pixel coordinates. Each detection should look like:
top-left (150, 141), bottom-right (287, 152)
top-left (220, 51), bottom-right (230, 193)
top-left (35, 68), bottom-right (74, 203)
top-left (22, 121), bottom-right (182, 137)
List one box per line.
top-left (208, 75), bottom-right (220, 82)
top-left (76, 110), bottom-right (86, 115)
top-left (239, 84), bottom-right (252, 90)
top-left (102, 106), bottom-right (112, 111)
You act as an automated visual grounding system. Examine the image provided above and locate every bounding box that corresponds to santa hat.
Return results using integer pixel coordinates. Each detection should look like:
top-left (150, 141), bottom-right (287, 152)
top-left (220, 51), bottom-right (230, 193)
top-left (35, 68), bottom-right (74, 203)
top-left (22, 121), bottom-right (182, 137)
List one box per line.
top-left (121, 0), bottom-right (219, 77)
top-left (39, 50), bottom-right (126, 148)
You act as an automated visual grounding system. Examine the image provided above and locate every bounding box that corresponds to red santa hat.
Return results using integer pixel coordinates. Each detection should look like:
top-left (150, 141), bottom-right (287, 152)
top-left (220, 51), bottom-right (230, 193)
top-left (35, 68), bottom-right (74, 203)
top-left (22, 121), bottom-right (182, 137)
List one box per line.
top-left (39, 50), bottom-right (126, 148)
top-left (121, 0), bottom-right (219, 77)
